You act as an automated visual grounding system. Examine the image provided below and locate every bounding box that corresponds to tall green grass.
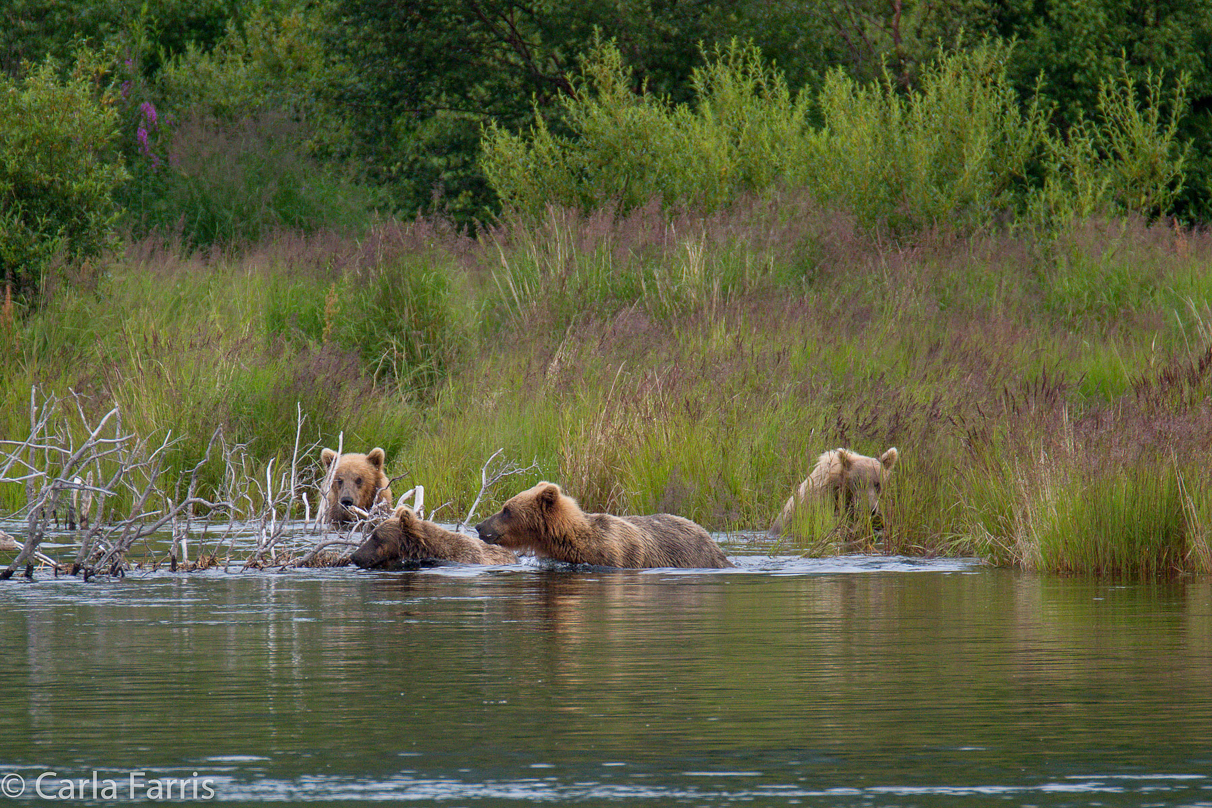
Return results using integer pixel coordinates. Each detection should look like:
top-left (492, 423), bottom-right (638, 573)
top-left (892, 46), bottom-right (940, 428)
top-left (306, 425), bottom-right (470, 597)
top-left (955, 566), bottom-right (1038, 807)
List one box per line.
top-left (3, 202), bottom-right (1212, 575)
top-left (965, 453), bottom-right (1212, 577)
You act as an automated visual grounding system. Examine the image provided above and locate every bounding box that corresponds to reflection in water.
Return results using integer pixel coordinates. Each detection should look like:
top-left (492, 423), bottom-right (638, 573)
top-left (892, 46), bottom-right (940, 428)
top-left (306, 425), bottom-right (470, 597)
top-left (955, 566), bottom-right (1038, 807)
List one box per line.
top-left (1, 560), bottom-right (1210, 806)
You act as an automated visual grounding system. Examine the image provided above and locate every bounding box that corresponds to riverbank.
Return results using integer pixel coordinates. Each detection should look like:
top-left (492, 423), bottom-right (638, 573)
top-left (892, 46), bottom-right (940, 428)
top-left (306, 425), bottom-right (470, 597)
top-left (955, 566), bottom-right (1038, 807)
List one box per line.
top-left (3, 199), bottom-right (1211, 576)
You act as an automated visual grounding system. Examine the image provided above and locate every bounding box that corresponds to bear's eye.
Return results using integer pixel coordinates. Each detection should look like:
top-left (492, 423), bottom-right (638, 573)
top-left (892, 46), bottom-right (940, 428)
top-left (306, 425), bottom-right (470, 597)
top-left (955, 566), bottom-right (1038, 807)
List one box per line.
top-left (502, 506), bottom-right (512, 519)
top-left (334, 477), bottom-right (343, 487)
top-left (355, 477), bottom-right (363, 487)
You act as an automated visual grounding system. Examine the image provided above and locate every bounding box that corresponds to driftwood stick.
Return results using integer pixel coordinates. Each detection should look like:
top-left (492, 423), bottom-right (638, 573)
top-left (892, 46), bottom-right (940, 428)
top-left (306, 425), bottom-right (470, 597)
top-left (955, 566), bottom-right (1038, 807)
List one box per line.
top-left (313, 432), bottom-right (344, 530)
top-left (458, 449), bottom-right (539, 532)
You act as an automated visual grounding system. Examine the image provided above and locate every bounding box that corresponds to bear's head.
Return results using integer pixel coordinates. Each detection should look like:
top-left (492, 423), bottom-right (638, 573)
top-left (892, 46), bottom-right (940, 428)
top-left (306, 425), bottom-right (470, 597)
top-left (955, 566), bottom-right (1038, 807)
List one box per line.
top-left (475, 481), bottom-right (574, 551)
top-left (838, 447), bottom-right (898, 528)
top-left (350, 504), bottom-right (416, 569)
top-left (320, 447), bottom-right (389, 524)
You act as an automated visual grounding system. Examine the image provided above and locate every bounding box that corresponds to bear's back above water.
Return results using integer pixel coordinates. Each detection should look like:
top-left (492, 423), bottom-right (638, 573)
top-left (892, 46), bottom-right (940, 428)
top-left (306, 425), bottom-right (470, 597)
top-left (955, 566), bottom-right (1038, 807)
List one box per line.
top-left (320, 447), bottom-right (392, 524)
top-left (351, 505), bottom-right (517, 569)
top-left (475, 481), bottom-right (732, 569)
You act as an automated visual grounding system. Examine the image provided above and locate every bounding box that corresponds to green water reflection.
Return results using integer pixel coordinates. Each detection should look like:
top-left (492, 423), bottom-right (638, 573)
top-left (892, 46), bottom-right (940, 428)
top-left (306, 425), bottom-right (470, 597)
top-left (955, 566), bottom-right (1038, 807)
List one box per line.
top-left (1, 560), bottom-right (1210, 805)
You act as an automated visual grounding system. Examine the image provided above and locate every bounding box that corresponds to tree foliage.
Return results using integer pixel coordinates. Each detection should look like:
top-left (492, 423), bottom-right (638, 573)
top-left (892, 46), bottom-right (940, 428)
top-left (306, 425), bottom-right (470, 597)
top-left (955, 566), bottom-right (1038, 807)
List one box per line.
top-left (2, 0), bottom-right (1211, 271)
top-left (0, 56), bottom-right (128, 299)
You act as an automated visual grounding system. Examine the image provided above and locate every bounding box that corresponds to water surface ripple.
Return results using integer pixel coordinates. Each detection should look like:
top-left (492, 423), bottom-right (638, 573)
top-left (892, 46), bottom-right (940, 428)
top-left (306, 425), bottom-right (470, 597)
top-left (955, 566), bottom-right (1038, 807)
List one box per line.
top-left (2, 549), bottom-right (1210, 806)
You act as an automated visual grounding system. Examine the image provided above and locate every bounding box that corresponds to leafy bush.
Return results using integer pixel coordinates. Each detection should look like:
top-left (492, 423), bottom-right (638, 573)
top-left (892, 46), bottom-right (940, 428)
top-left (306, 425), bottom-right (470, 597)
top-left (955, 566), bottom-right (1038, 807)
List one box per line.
top-left (804, 42), bottom-right (1047, 233)
top-left (133, 7), bottom-right (376, 248)
top-left (1028, 66), bottom-right (1190, 227)
top-left (0, 56), bottom-right (128, 299)
top-left (482, 39), bottom-right (811, 217)
top-left (485, 39), bottom-right (1194, 235)
top-left (484, 40), bottom-right (1047, 233)
top-left (156, 6), bottom-right (339, 132)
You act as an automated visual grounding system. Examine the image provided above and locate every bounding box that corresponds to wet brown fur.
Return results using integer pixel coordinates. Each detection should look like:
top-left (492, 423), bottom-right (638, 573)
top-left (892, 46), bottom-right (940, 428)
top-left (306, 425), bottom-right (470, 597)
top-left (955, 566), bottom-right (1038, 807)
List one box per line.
top-left (351, 505), bottom-right (518, 568)
top-left (320, 447), bottom-right (392, 524)
top-left (770, 447), bottom-right (899, 535)
top-left (476, 482), bottom-right (733, 569)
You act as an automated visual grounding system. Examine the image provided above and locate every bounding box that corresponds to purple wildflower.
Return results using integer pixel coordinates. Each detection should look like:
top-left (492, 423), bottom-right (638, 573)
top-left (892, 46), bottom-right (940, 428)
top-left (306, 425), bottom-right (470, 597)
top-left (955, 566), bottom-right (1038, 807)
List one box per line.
top-left (137, 125), bottom-right (150, 154)
top-left (140, 101), bottom-right (158, 127)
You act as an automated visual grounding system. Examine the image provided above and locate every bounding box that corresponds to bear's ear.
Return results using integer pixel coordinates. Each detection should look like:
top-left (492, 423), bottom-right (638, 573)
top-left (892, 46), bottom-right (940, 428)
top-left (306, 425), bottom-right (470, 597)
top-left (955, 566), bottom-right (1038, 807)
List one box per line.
top-left (321, 448), bottom-right (337, 469)
top-left (836, 450), bottom-right (854, 473)
top-left (880, 447), bottom-right (899, 471)
top-left (367, 447), bottom-right (386, 470)
top-left (393, 504), bottom-right (415, 523)
top-left (535, 482), bottom-right (562, 511)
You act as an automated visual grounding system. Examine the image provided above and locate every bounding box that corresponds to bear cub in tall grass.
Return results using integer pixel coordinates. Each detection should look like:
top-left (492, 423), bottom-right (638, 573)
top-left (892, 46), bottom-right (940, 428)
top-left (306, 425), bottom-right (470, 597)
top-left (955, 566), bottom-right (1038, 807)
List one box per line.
top-left (475, 481), bottom-right (733, 569)
top-left (351, 505), bottom-right (518, 569)
top-left (320, 447), bottom-right (392, 524)
top-left (770, 447), bottom-right (899, 536)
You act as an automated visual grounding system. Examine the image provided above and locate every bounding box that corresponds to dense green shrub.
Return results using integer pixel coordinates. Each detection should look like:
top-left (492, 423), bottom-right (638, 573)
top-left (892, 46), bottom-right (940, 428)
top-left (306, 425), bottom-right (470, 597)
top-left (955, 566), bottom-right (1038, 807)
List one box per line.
top-left (129, 7), bottom-right (376, 248)
top-left (485, 40), bottom-right (1047, 231)
top-left (980, 0), bottom-right (1212, 221)
top-left (483, 39), bottom-right (811, 217)
top-left (0, 56), bottom-right (128, 300)
top-left (324, 0), bottom-right (844, 225)
top-left (156, 6), bottom-right (341, 134)
top-left (1028, 67), bottom-right (1190, 227)
top-left (485, 39), bottom-right (1192, 235)
top-left (804, 42), bottom-right (1046, 233)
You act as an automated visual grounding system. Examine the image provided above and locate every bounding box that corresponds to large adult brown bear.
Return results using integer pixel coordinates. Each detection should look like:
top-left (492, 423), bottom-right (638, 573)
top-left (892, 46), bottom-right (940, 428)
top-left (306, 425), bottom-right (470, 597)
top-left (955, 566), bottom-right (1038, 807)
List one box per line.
top-left (351, 505), bottom-right (517, 569)
top-left (320, 447), bottom-right (392, 524)
top-left (475, 482), bottom-right (733, 569)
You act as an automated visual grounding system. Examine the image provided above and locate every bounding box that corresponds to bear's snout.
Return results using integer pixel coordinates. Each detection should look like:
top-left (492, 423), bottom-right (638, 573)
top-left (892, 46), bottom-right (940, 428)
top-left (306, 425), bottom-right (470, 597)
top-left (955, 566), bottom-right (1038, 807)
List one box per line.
top-left (351, 532), bottom-right (393, 569)
top-left (350, 541), bottom-right (377, 568)
top-left (475, 519), bottom-right (499, 544)
top-left (340, 496), bottom-right (355, 508)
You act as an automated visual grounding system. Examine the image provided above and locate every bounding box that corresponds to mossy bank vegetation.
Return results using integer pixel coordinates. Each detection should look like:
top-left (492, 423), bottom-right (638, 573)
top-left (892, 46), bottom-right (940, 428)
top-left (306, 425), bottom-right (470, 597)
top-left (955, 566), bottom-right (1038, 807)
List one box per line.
top-left (3, 37), bottom-right (1212, 578)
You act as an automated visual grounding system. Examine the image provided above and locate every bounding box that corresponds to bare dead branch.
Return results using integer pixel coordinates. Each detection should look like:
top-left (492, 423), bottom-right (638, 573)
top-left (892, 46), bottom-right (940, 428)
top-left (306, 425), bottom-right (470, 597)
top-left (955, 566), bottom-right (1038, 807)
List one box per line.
top-left (458, 448), bottom-right (539, 533)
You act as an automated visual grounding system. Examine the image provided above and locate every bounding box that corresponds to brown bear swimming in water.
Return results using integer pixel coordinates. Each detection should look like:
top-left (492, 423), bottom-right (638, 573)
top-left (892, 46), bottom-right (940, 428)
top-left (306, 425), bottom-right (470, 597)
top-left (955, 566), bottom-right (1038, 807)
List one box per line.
top-left (320, 447), bottom-right (392, 524)
top-left (770, 447), bottom-right (899, 536)
top-left (351, 505), bottom-right (518, 568)
top-left (475, 481), bottom-right (733, 569)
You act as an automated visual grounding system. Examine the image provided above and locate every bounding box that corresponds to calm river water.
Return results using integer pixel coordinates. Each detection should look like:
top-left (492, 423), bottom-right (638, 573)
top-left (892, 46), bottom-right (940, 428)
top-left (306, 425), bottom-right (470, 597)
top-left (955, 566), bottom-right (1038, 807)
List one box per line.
top-left (1, 544), bottom-right (1210, 806)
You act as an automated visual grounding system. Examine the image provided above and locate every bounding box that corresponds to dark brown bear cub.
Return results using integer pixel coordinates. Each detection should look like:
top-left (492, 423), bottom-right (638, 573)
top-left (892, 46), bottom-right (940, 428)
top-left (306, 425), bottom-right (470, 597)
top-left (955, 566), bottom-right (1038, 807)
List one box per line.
top-left (475, 481), bottom-right (732, 569)
top-left (320, 447), bottom-right (392, 524)
top-left (351, 505), bottom-right (518, 569)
